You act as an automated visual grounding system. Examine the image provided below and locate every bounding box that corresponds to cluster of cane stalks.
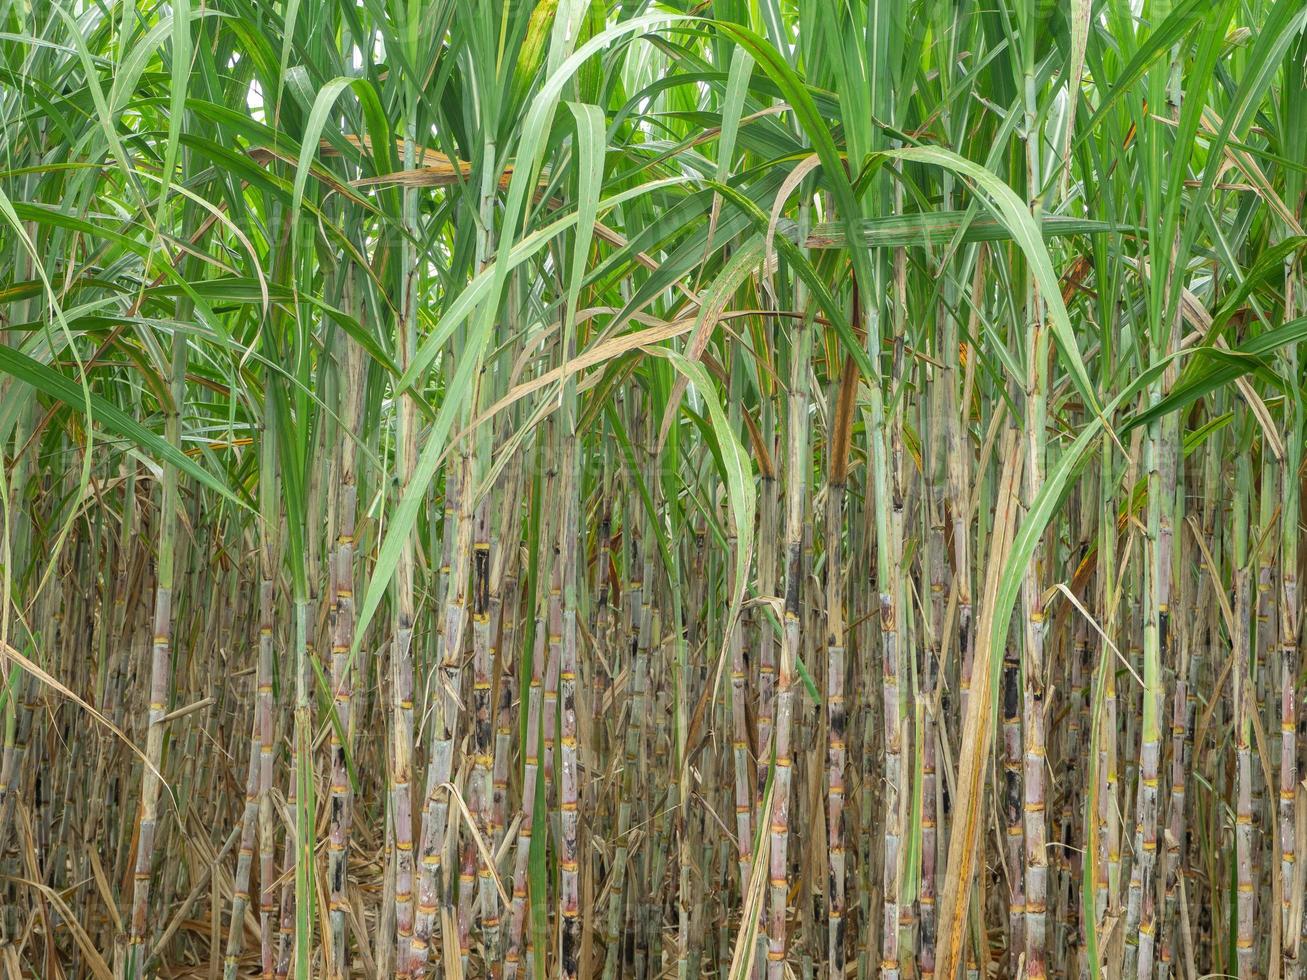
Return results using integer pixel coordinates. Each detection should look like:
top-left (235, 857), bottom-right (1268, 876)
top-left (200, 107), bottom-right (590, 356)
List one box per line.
top-left (0, 0), bottom-right (1305, 978)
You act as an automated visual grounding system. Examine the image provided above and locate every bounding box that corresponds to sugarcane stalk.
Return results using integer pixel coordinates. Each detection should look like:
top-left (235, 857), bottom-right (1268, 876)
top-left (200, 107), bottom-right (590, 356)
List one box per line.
top-left (223, 576), bottom-right (266, 980)
top-left (1234, 442), bottom-right (1256, 977)
top-left (1002, 629), bottom-right (1026, 964)
top-left (919, 357), bottom-right (946, 980)
top-left (602, 468), bottom-right (653, 980)
top-left (413, 455), bottom-right (471, 969)
top-left (125, 323), bottom-right (185, 979)
top-left (505, 446), bottom-right (553, 980)
top-left (1281, 332), bottom-right (1302, 980)
top-left (326, 307), bottom-right (363, 978)
top-left (504, 616), bottom-right (545, 980)
top-left (1019, 24), bottom-right (1050, 966)
top-left (390, 106), bottom-right (421, 980)
top-left (825, 472), bottom-right (847, 979)
top-left (768, 288), bottom-right (811, 979)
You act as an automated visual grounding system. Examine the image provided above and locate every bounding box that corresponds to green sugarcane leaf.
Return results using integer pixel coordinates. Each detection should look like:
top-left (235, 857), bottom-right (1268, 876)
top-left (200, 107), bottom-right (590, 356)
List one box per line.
top-left (0, 344), bottom-right (243, 507)
top-left (662, 349), bottom-right (756, 610)
top-left (882, 145), bottom-right (1103, 419)
top-left (1125, 316), bottom-right (1307, 432)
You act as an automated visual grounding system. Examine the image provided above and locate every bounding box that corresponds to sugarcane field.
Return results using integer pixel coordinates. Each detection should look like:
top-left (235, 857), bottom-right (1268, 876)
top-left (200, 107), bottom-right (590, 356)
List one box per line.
top-left (0, 0), bottom-right (1305, 977)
